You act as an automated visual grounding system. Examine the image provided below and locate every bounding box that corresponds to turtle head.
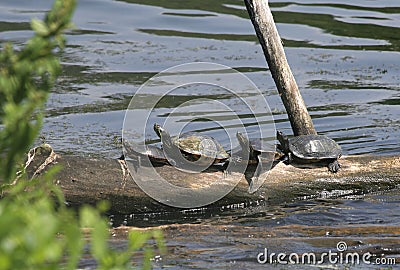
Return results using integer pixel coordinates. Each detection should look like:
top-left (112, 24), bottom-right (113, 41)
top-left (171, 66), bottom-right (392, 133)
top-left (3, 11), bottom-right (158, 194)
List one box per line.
top-left (276, 130), bottom-right (290, 153)
top-left (153, 123), bottom-right (163, 138)
top-left (236, 132), bottom-right (250, 151)
top-left (153, 123), bottom-right (173, 148)
top-left (236, 131), bottom-right (256, 160)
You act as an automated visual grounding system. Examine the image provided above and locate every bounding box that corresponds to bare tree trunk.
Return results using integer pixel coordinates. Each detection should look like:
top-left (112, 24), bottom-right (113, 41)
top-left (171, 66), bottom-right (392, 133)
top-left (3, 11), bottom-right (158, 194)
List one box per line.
top-left (244, 0), bottom-right (316, 135)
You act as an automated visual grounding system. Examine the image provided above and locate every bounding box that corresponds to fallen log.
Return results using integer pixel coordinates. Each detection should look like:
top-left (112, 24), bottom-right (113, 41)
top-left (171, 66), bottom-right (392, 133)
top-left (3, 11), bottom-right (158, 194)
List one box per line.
top-left (23, 145), bottom-right (400, 214)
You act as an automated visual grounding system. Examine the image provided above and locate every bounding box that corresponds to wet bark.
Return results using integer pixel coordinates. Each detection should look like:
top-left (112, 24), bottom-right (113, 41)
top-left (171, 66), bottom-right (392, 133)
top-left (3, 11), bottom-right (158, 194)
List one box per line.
top-left (244, 0), bottom-right (316, 135)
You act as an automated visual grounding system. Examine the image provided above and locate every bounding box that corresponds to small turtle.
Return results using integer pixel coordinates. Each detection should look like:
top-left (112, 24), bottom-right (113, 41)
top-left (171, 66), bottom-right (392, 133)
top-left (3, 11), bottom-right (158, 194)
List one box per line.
top-left (122, 139), bottom-right (169, 166)
top-left (235, 132), bottom-right (277, 193)
top-left (277, 131), bottom-right (342, 173)
top-left (235, 132), bottom-right (283, 167)
top-left (236, 132), bottom-right (276, 164)
top-left (154, 123), bottom-right (230, 165)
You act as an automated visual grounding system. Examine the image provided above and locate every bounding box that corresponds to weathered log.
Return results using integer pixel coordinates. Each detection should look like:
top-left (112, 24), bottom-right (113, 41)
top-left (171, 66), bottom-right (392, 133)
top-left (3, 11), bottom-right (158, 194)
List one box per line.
top-left (244, 0), bottom-right (316, 135)
top-left (23, 145), bottom-right (400, 214)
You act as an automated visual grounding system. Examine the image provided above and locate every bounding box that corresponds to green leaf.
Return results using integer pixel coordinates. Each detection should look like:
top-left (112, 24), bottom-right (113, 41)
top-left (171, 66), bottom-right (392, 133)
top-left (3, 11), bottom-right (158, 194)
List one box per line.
top-left (31, 18), bottom-right (49, 36)
top-left (129, 230), bottom-right (151, 251)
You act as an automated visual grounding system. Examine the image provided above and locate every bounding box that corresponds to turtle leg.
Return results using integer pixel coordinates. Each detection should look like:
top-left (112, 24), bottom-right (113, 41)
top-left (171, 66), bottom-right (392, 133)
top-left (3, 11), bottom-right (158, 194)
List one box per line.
top-left (168, 158), bottom-right (177, 167)
top-left (222, 168), bottom-right (228, 178)
top-left (328, 160), bottom-right (341, 173)
top-left (280, 152), bottom-right (292, 165)
top-left (223, 158), bottom-right (234, 175)
top-left (248, 155), bottom-right (263, 194)
top-left (254, 156), bottom-right (263, 178)
top-left (287, 152), bottom-right (293, 164)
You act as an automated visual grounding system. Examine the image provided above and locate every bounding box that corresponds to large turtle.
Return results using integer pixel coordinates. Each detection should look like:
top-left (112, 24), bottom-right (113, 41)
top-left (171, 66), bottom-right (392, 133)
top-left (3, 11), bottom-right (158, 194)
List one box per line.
top-left (277, 131), bottom-right (342, 173)
top-left (154, 123), bottom-right (230, 165)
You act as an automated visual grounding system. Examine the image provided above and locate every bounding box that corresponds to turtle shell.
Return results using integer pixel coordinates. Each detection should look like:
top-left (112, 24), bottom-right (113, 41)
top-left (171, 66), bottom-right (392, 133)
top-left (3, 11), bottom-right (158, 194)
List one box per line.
top-left (235, 132), bottom-right (277, 163)
top-left (288, 135), bottom-right (342, 160)
top-left (248, 138), bottom-right (276, 153)
top-left (236, 132), bottom-right (275, 153)
top-left (123, 140), bottom-right (168, 164)
top-left (142, 145), bottom-right (168, 163)
top-left (173, 132), bottom-right (229, 161)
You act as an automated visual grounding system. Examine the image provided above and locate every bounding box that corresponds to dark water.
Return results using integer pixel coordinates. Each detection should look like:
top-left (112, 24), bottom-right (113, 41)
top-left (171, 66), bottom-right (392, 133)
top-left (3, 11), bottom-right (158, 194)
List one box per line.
top-left (1, 0), bottom-right (400, 268)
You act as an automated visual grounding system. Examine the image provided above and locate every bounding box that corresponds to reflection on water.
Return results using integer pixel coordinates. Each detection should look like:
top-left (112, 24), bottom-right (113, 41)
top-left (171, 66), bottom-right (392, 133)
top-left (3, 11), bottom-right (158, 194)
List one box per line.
top-left (0, 0), bottom-right (400, 157)
top-left (106, 188), bottom-right (400, 269)
top-left (1, 0), bottom-right (400, 268)
top-left (1, 0), bottom-right (398, 157)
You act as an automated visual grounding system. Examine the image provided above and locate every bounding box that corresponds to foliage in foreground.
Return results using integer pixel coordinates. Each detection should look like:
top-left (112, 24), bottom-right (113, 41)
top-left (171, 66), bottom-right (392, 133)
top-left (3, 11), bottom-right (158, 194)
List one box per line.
top-left (0, 0), bottom-right (164, 269)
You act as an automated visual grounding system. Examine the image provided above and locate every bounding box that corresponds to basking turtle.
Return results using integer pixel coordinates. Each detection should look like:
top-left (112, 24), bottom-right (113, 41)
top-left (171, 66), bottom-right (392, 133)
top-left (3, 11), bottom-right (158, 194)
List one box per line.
top-left (122, 139), bottom-right (169, 166)
top-left (277, 131), bottom-right (342, 173)
top-left (236, 132), bottom-right (276, 164)
top-left (235, 132), bottom-right (277, 193)
top-left (154, 123), bottom-right (230, 165)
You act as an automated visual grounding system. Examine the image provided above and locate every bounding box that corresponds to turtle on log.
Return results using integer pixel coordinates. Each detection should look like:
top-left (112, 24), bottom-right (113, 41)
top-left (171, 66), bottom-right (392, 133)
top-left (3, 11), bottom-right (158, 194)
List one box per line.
top-left (154, 123), bottom-right (230, 166)
top-left (277, 130), bottom-right (342, 173)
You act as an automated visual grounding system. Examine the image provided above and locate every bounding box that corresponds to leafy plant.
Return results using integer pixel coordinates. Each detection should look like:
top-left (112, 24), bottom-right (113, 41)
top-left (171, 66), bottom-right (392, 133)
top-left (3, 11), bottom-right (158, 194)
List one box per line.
top-left (0, 0), bottom-right (164, 269)
top-left (80, 203), bottom-right (165, 270)
top-left (0, 0), bottom-right (75, 182)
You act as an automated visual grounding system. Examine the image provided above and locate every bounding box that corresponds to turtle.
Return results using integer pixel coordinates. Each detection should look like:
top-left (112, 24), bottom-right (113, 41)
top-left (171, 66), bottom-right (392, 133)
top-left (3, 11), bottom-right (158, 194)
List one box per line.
top-left (234, 132), bottom-right (277, 193)
top-left (122, 139), bottom-right (169, 166)
top-left (276, 130), bottom-right (342, 173)
top-left (235, 132), bottom-right (278, 164)
top-left (153, 123), bottom-right (230, 165)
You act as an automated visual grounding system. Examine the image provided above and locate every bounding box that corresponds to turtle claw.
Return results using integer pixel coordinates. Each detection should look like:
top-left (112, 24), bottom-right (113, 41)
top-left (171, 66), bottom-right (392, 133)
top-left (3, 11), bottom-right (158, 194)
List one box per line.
top-left (328, 160), bottom-right (341, 173)
top-left (222, 169), bottom-right (228, 179)
top-left (280, 153), bottom-right (291, 165)
top-left (169, 159), bottom-right (177, 167)
top-left (248, 178), bottom-right (258, 194)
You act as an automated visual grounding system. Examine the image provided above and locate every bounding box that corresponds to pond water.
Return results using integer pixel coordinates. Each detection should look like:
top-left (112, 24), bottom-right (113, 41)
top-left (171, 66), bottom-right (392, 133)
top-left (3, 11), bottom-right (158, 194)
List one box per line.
top-left (1, 0), bottom-right (400, 268)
